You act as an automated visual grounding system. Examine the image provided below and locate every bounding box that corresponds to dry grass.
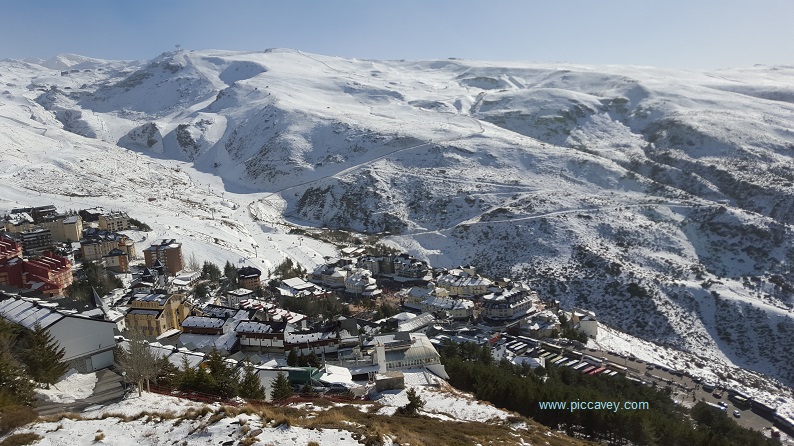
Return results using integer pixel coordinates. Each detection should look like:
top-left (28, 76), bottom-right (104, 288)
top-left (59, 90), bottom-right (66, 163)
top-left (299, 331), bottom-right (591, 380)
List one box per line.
top-left (93, 431), bottom-right (105, 442)
top-left (0, 406), bottom-right (38, 435)
top-left (0, 433), bottom-right (43, 446)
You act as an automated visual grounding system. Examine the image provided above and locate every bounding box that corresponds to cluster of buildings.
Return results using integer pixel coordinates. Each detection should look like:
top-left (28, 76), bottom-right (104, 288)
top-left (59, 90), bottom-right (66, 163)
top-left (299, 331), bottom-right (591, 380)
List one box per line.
top-left (0, 204), bottom-right (601, 399)
top-left (0, 237), bottom-right (74, 297)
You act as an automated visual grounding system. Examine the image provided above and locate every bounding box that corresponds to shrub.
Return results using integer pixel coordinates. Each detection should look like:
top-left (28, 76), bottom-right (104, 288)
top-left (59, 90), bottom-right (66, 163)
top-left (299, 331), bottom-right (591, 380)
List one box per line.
top-left (94, 431), bottom-right (105, 442)
top-left (0, 433), bottom-right (43, 446)
top-left (0, 406), bottom-right (38, 435)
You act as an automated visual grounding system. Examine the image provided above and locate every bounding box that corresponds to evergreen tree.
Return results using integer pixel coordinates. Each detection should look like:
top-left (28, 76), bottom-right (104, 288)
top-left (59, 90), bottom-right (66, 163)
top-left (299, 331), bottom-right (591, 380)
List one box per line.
top-left (398, 388), bottom-right (425, 416)
top-left (269, 372), bottom-right (292, 402)
top-left (177, 354), bottom-right (196, 391)
top-left (286, 349), bottom-right (298, 367)
top-left (237, 359), bottom-right (265, 400)
top-left (205, 346), bottom-right (237, 398)
top-left (297, 351), bottom-right (308, 367)
top-left (18, 324), bottom-right (68, 388)
top-left (0, 347), bottom-right (34, 407)
top-left (224, 261), bottom-right (238, 288)
top-left (201, 261), bottom-right (222, 282)
top-left (307, 351), bottom-right (321, 368)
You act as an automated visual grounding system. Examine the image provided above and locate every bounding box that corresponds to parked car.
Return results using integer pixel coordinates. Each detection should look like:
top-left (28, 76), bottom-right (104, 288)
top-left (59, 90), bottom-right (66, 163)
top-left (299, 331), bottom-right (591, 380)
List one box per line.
top-left (733, 410), bottom-right (741, 418)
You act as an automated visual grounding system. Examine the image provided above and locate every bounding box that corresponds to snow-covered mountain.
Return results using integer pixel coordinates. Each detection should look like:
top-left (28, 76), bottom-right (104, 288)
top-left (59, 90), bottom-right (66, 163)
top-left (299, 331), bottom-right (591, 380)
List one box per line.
top-left (2, 49), bottom-right (794, 391)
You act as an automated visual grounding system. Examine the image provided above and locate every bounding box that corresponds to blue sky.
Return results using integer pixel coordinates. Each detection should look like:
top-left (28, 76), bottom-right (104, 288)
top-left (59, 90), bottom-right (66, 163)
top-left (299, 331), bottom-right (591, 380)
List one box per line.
top-left (1, 0), bottom-right (792, 69)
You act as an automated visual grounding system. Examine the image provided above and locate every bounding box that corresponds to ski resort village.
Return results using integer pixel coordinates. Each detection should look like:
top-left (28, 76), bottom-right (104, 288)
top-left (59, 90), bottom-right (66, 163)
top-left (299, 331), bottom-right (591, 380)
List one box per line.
top-left (0, 204), bottom-right (584, 388)
top-left (2, 44), bottom-right (794, 445)
top-left (1, 203), bottom-right (793, 445)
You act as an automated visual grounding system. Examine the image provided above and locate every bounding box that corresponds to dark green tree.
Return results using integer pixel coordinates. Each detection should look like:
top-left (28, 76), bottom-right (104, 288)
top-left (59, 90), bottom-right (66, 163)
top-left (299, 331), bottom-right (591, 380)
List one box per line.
top-left (398, 388), bottom-right (425, 416)
top-left (177, 354), bottom-right (196, 391)
top-left (237, 359), bottom-right (265, 400)
top-left (286, 349), bottom-right (298, 367)
top-left (307, 351), bottom-right (321, 369)
top-left (269, 372), bottom-right (293, 402)
top-left (224, 261), bottom-right (238, 288)
top-left (66, 261), bottom-right (122, 301)
top-left (194, 283), bottom-right (209, 300)
top-left (205, 346), bottom-right (237, 398)
top-left (18, 324), bottom-right (68, 388)
top-left (201, 261), bottom-right (222, 282)
top-left (0, 353), bottom-right (35, 407)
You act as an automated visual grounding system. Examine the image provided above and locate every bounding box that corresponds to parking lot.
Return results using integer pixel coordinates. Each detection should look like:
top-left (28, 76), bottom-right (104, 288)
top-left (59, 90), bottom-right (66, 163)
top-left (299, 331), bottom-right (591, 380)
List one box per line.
top-left (548, 346), bottom-right (792, 443)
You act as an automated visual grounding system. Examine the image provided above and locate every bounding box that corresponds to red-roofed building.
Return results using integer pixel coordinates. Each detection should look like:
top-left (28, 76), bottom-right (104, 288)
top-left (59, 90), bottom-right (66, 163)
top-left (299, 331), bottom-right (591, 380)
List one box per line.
top-left (0, 252), bottom-right (73, 297)
top-left (0, 237), bottom-right (22, 260)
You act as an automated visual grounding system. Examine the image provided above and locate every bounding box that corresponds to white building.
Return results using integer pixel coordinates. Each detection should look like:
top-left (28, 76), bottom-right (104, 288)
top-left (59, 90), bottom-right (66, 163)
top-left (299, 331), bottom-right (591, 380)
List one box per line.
top-left (435, 269), bottom-right (492, 296)
top-left (365, 332), bottom-right (448, 378)
top-left (480, 286), bottom-right (537, 320)
top-left (344, 268), bottom-right (380, 297)
top-left (0, 295), bottom-right (116, 372)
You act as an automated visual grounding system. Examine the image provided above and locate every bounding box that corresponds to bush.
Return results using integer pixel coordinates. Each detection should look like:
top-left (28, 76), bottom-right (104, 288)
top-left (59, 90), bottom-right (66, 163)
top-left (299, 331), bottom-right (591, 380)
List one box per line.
top-left (0, 433), bottom-right (43, 446)
top-left (0, 406), bottom-right (38, 435)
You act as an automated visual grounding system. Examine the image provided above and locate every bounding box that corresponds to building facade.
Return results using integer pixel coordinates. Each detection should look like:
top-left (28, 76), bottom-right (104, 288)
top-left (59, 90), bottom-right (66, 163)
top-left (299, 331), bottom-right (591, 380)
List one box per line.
top-left (124, 293), bottom-right (190, 337)
top-left (143, 239), bottom-right (184, 276)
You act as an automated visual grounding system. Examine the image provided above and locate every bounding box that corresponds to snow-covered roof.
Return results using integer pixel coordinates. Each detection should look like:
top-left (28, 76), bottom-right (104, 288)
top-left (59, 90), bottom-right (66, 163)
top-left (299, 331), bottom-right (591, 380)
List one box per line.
top-left (0, 297), bottom-right (64, 329)
top-left (181, 315), bottom-right (225, 329)
top-left (179, 331), bottom-right (238, 352)
top-left (235, 320), bottom-right (286, 334)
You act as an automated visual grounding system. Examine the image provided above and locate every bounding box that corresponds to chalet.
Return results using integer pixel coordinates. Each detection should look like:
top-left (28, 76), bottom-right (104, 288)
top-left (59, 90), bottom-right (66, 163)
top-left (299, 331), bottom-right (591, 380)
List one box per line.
top-left (571, 308), bottom-right (599, 338)
top-left (403, 286), bottom-right (474, 320)
top-left (2, 213), bottom-right (35, 233)
top-left (11, 205), bottom-right (58, 222)
top-left (308, 264), bottom-right (347, 289)
top-left (179, 312), bottom-right (243, 353)
top-left (0, 294), bottom-right (116, 372)
top-left (226, 288), bottom-right (255, 307)
top-left (171, 270), bottom-right (200, 291)
top-left (238, 299), bottom-right (308, 327)
top-left (284, 329), bottom-right (340, 355)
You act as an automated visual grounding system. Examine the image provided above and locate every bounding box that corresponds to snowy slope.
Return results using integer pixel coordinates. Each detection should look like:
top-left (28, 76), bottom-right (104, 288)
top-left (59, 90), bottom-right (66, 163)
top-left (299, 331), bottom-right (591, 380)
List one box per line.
top-left (1, 50), bottom-right (794, 393)
top-left (6, 370), bottom-right (553, 446)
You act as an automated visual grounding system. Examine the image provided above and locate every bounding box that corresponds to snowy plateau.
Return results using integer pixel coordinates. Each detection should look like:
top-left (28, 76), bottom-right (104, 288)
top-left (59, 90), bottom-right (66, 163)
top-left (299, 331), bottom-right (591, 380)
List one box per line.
top-left (1, 49), bottom-right (794, 417)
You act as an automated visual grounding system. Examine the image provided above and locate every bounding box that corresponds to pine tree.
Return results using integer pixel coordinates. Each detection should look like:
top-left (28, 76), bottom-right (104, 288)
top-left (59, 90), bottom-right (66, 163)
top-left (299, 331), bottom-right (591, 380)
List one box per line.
top-left (237, 359), bottom-right (265, 400)
top-left (0, 347), bottom-right (35, 407)
top-left (224, 261), bottom-right (238, 288)
top-left (205, 346), bottom-right (237, 398)
top-left (286, 349), bottom-right (298, 366)
top-left (19, 324), bottom-right (68, 388)
top-left (177, 354), bottom-right (196, 391)
top-left (269, 372), bottom-right (292, 403)
top-left (398, 388), bottom-right (425, 416)
top-left (307, 351), bottom-right (321, 368)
